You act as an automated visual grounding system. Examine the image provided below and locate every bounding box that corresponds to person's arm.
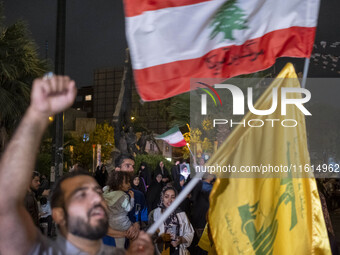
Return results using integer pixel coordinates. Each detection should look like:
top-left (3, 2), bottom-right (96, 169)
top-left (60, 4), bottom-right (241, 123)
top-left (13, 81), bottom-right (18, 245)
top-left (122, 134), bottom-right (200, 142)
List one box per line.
top-left (126, 222), bottom-right (140, 240)
top-left (171, 212), bottom-right (194, 248)
top-left (125, 190), bottom-right (135, 212)
top-left (107, 227), bottom-right (127, 238)
top-left (0, 76), bottom-right (76, 254)
top-left (126, 231), bottom-right (154, 255)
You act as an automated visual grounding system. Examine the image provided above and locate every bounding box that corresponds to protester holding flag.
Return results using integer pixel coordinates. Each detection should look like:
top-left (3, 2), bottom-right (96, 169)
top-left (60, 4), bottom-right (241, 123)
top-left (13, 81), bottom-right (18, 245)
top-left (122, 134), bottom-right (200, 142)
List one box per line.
top-left (122, 0), bottom-right (332, 254)
top-left (203, 64), bottom-right (331, 254)
top-left (148, 186), bottom-right (194, 255)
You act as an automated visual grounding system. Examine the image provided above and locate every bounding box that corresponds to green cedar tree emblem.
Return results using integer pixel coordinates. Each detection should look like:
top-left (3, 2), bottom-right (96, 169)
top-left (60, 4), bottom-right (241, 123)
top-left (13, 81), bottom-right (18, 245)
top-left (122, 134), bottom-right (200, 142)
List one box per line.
top-left (210, 0), bottom-right (248, 41)
top-left (237, 142), bottom-right (298, 255)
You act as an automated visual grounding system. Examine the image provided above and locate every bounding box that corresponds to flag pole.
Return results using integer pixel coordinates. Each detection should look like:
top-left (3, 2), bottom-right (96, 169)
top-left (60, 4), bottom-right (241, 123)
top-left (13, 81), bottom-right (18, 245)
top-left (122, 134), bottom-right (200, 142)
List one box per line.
top-left (301, 58), bottom-right (310, 88)
top-left (186, 143), bottom-right (195, 159)
top-left (147, 170), bottom-right (204, 235)
top-left (147, 142), bottom-right (202, 235)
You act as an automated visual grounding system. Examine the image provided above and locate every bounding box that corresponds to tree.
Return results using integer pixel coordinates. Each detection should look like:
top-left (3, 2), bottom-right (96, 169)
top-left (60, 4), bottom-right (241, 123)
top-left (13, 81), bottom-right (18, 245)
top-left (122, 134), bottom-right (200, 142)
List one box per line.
top-left (210, 0), bottom-right (248, 41)
top-left (66, 122), bottom-right (115, 170)
top-left (202, 137), bottom-right (213, 153)
top-left (167, 93), bottom-right (190, 127)
top-left (92, 122), bottom-right (115, 161)
top-left (182, 131), bottom-right (190, 159)
top-left (72, 137), bottom-right (93, 169)
top-left (0, 5), bottom-right (48, 152)
top-left (135, 154), bottom-right (172, 176)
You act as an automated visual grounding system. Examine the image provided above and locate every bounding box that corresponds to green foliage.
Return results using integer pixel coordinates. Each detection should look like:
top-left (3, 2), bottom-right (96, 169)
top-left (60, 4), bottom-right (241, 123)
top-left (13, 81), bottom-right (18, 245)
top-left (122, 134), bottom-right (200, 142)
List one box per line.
top-left (202, 137), bottom-right (213, 152)
top-left (36, 153), bottom-right (52, 177)
top-left (210, 0), bottom-right (248, 41)
top-left (168, 93), bottom-right (190, 127)
top-left (92, 122), bottom-right (115, 161)
top-left (72, 138), bottom-right (93, 169)
top-left (0, 4), bottom-right (48, 150)
top-left (134, 154), bottom-right (172, 176)
top-left (64, 123), bottom-right (115, 170)
top-left (182, 132), bottom-right (190, 159)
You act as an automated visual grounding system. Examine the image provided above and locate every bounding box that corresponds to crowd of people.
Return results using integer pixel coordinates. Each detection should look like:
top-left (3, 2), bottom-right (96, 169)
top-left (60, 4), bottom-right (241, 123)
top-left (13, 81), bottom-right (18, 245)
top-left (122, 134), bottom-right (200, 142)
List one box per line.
top-left (96, 158), bottom-right (216, 254)
top-left (22, 148), bottom-right (215, 254)
top-left (22, 135), bottom-right (217, 254)
top-left (0, 75), bottom-right (217, 255)
top-left (0, 76), bottom-right (152, 254)
top-left (68, 156), bottom-right (215, 253)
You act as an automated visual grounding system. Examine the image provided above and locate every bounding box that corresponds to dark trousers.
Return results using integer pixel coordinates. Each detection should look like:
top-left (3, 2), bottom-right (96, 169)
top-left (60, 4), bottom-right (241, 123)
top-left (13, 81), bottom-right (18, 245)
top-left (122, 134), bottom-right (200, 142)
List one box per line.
top-left (39, 215), bottom-right (52, 236)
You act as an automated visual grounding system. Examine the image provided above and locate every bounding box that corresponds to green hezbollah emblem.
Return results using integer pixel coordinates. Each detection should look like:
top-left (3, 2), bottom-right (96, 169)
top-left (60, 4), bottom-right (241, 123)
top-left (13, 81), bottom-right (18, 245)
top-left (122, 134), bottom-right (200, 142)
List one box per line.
top-left (236, 142), bottom-right (298, 255)
top-left (210, 0), bottom-right (248, 41)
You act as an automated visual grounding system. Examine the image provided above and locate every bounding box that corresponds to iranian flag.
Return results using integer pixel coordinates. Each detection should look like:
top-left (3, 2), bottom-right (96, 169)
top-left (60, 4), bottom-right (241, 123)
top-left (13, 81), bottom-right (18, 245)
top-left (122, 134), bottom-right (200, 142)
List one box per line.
top-left (124, 0), bottom-right (320, 101)
top-left (156, 126), bottom-right (187, 147)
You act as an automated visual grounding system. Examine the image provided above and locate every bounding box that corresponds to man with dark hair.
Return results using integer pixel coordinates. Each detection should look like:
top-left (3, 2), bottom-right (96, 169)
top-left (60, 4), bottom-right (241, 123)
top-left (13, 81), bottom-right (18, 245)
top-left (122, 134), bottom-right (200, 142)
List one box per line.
top-left (114, 154), bottom-right (135, 172)
top-left (37, 174), bottom-right (50, 197)
top-left (0, 75), bottom-right (153, 254)
top-left (111, 154), bottom-right (148, 239)
top-left (24, 171), bottom-right (41, 227)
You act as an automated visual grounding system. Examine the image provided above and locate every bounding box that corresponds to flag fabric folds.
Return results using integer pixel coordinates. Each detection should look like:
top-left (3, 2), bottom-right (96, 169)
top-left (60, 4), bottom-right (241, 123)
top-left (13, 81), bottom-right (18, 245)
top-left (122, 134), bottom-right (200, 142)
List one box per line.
top-left (205, 63), bottom-right (331, 254)
top-left (124, 0), bottom-right (320, 101)
top-left (155, 126), bottom-right (187, 147)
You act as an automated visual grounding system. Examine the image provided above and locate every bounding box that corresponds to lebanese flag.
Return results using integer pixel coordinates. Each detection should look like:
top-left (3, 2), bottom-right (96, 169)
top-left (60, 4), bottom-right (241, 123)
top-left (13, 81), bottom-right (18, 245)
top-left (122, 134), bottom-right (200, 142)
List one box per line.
top-left (156, 126), bottom-right (187, 147)
top-left (124, 0), bottom-right (320, 101)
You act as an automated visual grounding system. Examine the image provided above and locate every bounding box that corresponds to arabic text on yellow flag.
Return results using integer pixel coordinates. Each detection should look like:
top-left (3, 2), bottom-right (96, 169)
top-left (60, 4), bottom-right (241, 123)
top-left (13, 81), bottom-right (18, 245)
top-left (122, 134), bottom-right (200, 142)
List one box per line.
top-left (207, 63), bottom-right (331, 254)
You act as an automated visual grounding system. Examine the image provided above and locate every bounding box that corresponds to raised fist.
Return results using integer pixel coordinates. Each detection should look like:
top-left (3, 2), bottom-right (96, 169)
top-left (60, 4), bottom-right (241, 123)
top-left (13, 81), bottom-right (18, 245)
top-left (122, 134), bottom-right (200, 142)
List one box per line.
top-left (30, 75), bottom-right (77, 117)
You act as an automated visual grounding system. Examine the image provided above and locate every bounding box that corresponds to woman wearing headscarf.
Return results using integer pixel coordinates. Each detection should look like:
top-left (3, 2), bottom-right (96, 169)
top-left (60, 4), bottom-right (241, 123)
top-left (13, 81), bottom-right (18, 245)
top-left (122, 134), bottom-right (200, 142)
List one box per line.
top-left (138, 162), bottom-right (151, 189)
top-left (146, 173), bottom-right (163, 212)
top-left (131, 175), bottom-right (146, 195)
top-left (154, 161), bottom-right (171, 186)
top-left (149, 186), bottom-right (194, 255)
top-left (94, 164), bottom-right (108, 188)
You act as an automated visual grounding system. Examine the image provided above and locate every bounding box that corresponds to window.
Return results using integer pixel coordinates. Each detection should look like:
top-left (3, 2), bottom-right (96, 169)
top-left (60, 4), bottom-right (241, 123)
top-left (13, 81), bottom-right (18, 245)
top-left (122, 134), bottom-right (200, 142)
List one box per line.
top-left (85, 95), bottom-right (92, 101)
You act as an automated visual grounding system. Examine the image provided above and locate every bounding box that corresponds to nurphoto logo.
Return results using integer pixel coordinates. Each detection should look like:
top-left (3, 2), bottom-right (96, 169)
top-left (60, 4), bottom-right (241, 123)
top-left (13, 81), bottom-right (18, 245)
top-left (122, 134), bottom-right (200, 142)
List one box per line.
top-left (198, 83), bottom-right (312, 128)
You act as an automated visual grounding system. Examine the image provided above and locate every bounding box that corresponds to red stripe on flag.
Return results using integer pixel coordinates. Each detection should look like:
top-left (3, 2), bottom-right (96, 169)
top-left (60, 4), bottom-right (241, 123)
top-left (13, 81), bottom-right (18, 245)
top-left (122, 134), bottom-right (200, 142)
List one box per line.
top-left (124, 0), bottom-right (211, 17)
top-left (133, 26), bottom-right (316, 101)
top-left (169, 140), bottom-right (187, 147)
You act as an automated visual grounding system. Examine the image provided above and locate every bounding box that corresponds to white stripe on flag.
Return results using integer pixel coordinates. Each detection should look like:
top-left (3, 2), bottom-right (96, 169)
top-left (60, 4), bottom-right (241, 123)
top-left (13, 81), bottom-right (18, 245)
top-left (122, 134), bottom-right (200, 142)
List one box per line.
top-left (158, 131), bottom-right (185, 144)
top-left (126, 0), bottom-right (319, 69)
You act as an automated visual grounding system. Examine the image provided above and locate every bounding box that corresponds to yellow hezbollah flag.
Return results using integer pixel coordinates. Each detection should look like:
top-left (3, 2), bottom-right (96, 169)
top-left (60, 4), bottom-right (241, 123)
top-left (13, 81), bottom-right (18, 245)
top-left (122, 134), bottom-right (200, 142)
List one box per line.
top-left (206, 63), bottom-right (331, 254)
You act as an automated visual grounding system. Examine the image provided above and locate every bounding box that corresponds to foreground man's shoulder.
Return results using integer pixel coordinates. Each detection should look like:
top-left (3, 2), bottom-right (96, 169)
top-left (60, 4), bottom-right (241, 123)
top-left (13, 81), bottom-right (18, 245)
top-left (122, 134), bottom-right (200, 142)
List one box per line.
top-left (99, 244), bottom-right (126, 255)
top-left (29, 231), bottom-right (126, 255)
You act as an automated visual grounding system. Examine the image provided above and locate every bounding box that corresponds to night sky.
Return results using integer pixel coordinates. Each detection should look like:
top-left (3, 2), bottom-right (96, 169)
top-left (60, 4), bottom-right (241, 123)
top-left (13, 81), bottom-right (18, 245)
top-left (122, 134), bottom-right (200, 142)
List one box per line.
top-left (2, 0), bottom-right (340, 89)
top-left (3, 0), bottom-right (127, 87)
